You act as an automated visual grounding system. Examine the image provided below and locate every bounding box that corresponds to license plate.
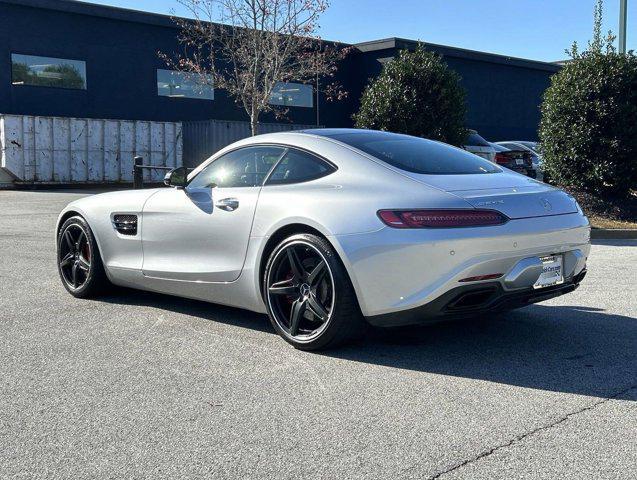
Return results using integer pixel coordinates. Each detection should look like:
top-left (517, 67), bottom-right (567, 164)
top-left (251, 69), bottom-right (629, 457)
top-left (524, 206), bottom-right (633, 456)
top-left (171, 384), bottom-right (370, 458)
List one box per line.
top-left (533, 255), bottom-right (564, 289)
top-left (515, 158), bottom-right (524, 165)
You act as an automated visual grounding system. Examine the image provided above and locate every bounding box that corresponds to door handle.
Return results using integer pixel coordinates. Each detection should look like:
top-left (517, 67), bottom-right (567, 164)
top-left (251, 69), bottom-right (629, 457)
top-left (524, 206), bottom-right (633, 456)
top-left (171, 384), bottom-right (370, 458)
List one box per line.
top-left (215, 198), bottom-right (239, 211)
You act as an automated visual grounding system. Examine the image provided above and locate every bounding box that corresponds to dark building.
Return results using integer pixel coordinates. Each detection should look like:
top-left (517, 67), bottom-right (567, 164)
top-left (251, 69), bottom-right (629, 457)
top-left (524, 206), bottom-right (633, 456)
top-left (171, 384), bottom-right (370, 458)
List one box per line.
top-left (0, 0), bottom-right (560, 141)
top-left (356, 38), bottom-right (561, 140)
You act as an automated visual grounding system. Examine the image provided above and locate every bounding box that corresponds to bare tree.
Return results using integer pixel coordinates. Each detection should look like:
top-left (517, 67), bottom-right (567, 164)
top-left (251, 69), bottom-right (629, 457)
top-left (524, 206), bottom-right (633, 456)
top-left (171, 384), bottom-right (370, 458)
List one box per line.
top-left (161, 0), bottom-right (350, 135)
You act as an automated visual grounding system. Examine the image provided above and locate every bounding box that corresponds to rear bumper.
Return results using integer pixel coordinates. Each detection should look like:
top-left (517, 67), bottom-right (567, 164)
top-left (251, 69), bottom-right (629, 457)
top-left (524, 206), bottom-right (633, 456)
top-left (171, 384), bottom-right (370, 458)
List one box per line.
top-left (366, 269), bottom-right (587, 327)
top-left (331, 212), bottom-right (591, 320)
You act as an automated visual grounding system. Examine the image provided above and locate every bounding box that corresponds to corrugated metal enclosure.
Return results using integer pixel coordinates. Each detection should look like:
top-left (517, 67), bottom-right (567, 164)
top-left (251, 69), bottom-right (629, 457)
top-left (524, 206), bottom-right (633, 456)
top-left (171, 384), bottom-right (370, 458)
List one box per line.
top-left (0, 115), bottom-right (182, 184)
top-left (183, 120), bottom-right (319, 168)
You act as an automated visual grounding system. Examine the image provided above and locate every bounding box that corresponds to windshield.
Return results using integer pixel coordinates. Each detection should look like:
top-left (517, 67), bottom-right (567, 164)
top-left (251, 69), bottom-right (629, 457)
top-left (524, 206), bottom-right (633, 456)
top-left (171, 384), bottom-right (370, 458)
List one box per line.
top-left (326, 131), bottom-right (501, 175)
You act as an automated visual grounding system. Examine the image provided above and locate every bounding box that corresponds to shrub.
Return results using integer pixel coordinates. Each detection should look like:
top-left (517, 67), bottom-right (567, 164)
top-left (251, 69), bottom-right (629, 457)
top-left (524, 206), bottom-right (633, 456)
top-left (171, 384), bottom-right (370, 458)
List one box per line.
top-left (539, 2), bottom-right (637, 198)
top-left (354, 46), bottom-right (467, 146)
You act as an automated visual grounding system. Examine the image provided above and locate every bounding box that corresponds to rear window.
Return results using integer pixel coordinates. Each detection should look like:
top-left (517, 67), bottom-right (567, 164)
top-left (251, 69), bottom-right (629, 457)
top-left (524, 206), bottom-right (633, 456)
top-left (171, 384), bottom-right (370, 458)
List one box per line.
top-left (518, 141), bottom-right (537, 150)
top-left (327, 131), bottom-right (500, 175)
top-left (498, 142), bottom-right (519, 150)
top-left (465, 132), bottom-right (491, 147)
top-left (501, 143), bottom-right (531, 153)
top-left (491, 143), bottom-right (509, 152)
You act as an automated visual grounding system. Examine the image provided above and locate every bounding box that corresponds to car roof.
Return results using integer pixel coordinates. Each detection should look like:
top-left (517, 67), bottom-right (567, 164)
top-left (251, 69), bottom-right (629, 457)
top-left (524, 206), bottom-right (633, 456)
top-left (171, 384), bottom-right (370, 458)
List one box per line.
top-left (187, 129), bottom-right (379, 179)
top-left (294, 128), bottom-right (384, 137)
top-left (239, 128), bottom-right (379, 143)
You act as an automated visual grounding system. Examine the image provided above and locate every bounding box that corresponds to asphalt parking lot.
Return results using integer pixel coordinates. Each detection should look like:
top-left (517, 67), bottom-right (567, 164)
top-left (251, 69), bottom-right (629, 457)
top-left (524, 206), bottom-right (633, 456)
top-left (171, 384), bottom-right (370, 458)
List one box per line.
top-left (1, 189), bottom-right (636, 479)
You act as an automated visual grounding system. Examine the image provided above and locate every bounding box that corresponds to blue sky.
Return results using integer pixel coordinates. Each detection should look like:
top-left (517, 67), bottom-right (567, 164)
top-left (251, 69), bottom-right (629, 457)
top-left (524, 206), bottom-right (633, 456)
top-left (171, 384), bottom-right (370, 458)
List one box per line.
top-left (90, 0), bottom-right (634, 62)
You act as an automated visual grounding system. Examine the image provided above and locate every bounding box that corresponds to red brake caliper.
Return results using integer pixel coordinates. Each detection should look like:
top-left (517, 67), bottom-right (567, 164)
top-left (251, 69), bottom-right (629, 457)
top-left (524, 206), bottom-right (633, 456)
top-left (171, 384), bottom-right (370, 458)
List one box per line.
top-left (284, 271), bottom-right (295, 304)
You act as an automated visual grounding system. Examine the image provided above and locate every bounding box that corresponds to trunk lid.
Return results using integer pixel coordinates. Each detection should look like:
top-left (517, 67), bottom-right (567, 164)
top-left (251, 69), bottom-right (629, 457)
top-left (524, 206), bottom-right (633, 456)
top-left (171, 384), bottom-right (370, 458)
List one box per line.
top-left (405, 170), bottom-right (578, 219)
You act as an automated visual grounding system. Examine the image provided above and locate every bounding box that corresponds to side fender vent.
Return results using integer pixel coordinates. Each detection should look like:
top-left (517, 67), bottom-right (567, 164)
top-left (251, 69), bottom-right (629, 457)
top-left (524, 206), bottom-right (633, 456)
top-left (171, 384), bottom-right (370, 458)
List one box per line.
top-left (113, 214), bottom-right (138, 236)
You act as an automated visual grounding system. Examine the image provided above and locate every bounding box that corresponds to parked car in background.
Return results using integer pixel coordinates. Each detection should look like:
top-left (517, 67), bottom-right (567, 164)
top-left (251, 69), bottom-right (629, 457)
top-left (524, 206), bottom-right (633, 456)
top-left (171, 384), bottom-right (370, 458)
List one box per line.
top-left (463, 130), bottom-right (496, 162)
top-left (489, 143), bottom-right (534, 177)
top-left (496, 141), bottom-right (543, 181)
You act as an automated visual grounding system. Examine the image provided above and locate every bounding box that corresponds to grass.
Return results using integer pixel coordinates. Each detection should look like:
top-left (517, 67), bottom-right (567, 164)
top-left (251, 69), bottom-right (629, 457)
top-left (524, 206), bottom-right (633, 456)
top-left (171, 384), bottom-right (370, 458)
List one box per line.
top-left (563, 187), bottom-right (637, 230)
top-left (587, 215), bottom-right (637, 230)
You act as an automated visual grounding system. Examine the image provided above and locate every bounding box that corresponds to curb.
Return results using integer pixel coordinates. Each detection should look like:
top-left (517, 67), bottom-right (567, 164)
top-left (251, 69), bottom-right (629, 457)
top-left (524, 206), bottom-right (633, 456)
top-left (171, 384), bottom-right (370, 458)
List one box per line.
top-left (591, 229), bottom-right (637, 240)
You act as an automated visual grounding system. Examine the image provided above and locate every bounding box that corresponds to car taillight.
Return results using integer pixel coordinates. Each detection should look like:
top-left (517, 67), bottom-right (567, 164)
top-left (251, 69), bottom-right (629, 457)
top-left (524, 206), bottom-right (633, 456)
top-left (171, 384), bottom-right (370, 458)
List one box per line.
top-left (494, 153), bottom-right (509, 165)
top-left (377, 209), bottom-right (508, 228)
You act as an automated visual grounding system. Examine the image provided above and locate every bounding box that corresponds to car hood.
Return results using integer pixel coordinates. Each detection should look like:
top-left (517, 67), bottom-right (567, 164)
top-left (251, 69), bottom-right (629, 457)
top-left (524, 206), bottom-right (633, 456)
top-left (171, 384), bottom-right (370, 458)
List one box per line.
top-left (403, 170), bottom-right (578, 219)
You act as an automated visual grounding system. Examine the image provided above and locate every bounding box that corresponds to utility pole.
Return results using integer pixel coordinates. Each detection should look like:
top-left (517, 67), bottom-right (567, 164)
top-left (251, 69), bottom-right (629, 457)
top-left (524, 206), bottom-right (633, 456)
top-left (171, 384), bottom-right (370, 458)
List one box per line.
top-left (619, 0), bottom-right (627, 54)
top-left (315, 69), bottom-right (320, 127)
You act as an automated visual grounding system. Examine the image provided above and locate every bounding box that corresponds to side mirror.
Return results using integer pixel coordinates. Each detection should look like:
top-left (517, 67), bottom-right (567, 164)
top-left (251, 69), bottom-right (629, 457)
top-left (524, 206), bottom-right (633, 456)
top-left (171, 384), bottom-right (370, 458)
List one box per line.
top-left (164, 166), bottom-right (188, 188)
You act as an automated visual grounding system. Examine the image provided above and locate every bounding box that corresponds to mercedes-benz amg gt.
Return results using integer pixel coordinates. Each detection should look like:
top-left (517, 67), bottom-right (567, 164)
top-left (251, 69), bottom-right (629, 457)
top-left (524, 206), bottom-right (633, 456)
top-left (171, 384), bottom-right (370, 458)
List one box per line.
top-left (56, 129), bottom-right (590, 350)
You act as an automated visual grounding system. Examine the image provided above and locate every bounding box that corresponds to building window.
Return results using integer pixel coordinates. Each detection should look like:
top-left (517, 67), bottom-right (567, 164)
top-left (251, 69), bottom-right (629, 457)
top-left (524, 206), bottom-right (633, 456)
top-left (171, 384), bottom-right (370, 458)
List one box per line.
top-left (11, 53), bottom-right (87, 90)
top-left (269, 82), bottom-right (313, 108)
top-left (157, 69), bottom-right (214, 100)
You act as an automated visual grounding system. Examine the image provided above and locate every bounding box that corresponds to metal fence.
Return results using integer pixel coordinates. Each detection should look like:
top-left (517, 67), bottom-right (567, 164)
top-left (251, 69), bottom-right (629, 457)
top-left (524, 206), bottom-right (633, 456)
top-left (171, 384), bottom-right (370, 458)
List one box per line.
top-left (1, 114), bottom-right (182, 184)
top-left (183, 119), bottom-right (319, 168)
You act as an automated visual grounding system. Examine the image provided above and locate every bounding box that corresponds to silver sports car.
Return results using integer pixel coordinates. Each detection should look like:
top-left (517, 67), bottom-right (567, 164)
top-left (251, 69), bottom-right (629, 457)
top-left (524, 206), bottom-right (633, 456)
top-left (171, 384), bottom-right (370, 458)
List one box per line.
top-left (56, 129), bottom-right (590, 350)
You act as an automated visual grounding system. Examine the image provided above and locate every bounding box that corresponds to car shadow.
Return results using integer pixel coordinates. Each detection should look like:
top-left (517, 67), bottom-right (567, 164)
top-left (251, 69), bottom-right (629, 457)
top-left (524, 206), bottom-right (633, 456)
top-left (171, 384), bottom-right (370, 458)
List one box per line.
top-left (100, 289), bottom-right (636, 399)
top-left (330, 304), bottom-right (637, 399)
top-left (99, 288), bottom-right (274, 334)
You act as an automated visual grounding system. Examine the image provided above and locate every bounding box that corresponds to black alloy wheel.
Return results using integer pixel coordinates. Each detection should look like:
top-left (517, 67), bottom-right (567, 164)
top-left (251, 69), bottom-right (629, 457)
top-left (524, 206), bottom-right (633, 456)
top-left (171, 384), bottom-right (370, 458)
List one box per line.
top-left (59, 223), bottom-right (92, 290)
top-left (264, 233), bottom-right (364, 350)
top-left (57, 216), bottom-right (110, 298)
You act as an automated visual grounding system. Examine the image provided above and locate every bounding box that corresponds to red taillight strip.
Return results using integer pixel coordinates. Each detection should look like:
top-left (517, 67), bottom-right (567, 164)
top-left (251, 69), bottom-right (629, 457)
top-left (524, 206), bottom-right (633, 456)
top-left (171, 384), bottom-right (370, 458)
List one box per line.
top-left (377, 209), bottom-right (508, 228)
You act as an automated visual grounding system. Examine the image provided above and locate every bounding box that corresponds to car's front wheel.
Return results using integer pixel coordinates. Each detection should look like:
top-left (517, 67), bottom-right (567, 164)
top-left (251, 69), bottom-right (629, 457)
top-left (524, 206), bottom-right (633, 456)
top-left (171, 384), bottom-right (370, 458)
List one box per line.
top-left (57, 215), bottom-right (110, 298)
top-left (263, 233), bottom-right (364, 350)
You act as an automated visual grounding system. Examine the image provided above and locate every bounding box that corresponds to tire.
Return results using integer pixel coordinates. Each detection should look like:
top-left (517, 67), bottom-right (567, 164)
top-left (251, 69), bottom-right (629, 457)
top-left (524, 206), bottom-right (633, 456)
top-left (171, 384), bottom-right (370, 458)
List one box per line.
top-left (263, 233), bottom-right (365, 351)
top-left (57, 215), bottom-right (111, 298)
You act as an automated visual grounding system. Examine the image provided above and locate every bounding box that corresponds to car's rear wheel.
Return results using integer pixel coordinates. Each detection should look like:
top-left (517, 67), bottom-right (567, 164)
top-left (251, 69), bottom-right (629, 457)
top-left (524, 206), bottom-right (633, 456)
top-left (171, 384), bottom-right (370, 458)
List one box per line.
top-left (264, 233), bottom-right (364, 351)
top-left (57, 216), bottom-right (110, 298)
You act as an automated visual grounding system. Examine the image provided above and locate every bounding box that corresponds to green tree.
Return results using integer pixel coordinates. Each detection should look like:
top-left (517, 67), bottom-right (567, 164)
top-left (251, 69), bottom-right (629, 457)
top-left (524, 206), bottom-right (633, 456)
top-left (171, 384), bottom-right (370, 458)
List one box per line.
top-left (539, 0), bottom-right (637, 198)
top-left (354, 46), bottom-right (467, 146)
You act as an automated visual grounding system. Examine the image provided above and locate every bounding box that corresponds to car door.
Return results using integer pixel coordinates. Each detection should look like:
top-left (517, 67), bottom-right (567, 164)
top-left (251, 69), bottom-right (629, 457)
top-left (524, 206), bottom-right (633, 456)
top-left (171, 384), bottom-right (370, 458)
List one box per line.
top-left (141, 145), bottom-right (285, 283)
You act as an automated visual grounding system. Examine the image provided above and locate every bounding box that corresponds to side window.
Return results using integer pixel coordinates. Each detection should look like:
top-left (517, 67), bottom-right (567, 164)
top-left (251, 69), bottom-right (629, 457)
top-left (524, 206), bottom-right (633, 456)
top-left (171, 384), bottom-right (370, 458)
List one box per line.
top-left (188, 146), bottom-right (285, 189)
top-left (265, 149), bottom-right (335, 185)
